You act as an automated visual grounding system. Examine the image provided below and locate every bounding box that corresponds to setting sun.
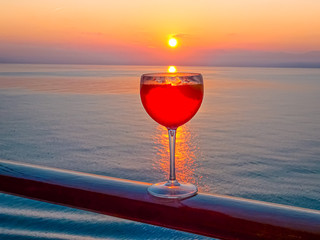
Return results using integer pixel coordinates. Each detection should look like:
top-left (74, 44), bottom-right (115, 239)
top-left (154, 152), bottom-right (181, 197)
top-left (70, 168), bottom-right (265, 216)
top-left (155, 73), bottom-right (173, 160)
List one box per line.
top-left (168, 38), bottom-right (178, 48)
top-left (168, 66), bottom-right (177, 73)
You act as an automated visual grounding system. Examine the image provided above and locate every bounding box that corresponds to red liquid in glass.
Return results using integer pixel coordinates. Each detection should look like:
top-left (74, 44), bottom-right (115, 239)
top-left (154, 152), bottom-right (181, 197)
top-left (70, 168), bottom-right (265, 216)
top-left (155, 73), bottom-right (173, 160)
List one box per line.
top-left (140, 83), bottom-right (203, 129)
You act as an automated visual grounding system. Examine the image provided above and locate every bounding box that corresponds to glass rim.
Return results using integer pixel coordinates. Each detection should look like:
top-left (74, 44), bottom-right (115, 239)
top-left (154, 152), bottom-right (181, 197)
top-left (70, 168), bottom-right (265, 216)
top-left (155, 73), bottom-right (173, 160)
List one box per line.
top-left (141, 72), bottom-right (202, 78)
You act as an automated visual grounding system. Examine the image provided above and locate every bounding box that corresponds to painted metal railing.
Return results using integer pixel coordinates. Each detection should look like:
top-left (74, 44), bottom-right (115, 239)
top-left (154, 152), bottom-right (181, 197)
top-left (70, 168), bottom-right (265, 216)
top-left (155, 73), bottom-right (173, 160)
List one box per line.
top-left (0, 159), bottom-right (319, 240)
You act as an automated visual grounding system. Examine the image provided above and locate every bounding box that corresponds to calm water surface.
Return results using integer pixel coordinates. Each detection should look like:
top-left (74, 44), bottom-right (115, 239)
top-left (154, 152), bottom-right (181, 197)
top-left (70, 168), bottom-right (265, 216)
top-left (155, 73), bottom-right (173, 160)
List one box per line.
top-left (0, 64), bottom-right (319, 239)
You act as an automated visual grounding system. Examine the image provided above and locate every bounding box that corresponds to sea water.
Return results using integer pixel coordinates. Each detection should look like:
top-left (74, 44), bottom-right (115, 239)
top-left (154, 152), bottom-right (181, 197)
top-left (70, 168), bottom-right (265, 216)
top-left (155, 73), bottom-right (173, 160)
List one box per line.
top-left (0, 64), bottom-right (319, 239)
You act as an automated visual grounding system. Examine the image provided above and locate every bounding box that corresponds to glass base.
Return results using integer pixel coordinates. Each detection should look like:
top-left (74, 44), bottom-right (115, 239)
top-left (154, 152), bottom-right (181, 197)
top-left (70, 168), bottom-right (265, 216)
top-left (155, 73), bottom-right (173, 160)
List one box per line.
top-left (148, 180), bottom-right (197, 199)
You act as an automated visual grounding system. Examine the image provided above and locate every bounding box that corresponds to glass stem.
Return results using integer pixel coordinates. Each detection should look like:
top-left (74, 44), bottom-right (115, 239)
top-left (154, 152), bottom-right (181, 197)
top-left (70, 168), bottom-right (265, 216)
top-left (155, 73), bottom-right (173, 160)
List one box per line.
top-left (168, 128), bottom-right (177, 181)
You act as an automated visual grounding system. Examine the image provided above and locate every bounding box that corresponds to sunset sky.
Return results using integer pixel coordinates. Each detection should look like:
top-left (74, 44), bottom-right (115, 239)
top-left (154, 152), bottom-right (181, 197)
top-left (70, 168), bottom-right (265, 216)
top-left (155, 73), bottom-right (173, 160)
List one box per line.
top-left (1, 0), bottom-right (320, 66)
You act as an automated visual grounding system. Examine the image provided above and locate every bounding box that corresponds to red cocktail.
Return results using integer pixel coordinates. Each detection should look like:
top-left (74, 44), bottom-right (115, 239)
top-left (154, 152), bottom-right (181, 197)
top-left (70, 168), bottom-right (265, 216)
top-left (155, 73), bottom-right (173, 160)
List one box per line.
top-left (140, 83), bottom-right (203, 129)
top-left (140, 72), bottom-right (203, 199)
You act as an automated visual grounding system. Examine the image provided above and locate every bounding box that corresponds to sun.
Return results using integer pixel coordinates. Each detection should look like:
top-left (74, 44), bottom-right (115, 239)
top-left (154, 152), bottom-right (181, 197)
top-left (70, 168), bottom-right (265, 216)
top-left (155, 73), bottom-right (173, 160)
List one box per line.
top-left (168, 66), bottom-right (177, 73)
top-left (168, 38), bottom-right (178, 48)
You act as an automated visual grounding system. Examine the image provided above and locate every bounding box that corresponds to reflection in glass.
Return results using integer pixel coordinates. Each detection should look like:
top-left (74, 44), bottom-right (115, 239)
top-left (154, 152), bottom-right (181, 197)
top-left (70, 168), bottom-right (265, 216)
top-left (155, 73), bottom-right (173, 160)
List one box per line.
top-left (153, 124), bottom-right (206, 191)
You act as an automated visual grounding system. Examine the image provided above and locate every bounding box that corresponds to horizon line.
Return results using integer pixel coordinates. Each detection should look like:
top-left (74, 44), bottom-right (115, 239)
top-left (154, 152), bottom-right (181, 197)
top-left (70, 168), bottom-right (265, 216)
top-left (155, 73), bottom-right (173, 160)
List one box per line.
top-left (1, 61), bottom-right (320, 69)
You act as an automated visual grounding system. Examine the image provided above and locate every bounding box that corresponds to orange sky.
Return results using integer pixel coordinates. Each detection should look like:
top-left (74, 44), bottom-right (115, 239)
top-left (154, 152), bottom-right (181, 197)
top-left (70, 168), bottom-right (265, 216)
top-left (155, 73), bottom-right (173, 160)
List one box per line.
top-left (1, 0), bottom-right (320, 66)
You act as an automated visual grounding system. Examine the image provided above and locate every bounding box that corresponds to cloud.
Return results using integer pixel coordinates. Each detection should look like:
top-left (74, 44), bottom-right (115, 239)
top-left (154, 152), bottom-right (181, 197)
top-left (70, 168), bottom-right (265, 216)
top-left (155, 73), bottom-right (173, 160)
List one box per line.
top-left (1, 40), bottom-right (319, 67)
top-left (172, 33), bottom-right (192, 39)
top-left (81, 32), bottom-right (105, 36)
top-left (194, 49), bottom-right (320, 67)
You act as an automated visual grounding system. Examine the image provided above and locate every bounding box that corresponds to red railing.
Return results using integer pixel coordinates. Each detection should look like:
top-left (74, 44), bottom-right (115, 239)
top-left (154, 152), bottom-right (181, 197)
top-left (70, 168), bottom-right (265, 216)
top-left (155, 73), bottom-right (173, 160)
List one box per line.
top-left (0, 159), bottom-right (319, 240)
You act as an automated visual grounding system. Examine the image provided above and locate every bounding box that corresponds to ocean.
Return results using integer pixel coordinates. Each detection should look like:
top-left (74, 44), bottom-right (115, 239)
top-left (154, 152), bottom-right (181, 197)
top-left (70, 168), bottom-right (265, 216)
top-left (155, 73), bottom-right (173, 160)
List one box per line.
top-left (0, 64), bottom-right (319, 239)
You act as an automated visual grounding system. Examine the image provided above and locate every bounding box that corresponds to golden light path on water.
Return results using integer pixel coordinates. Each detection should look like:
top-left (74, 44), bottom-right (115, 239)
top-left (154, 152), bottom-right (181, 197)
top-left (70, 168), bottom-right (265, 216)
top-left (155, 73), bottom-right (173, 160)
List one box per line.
top-left (153, 124), bottom-right (208, 191)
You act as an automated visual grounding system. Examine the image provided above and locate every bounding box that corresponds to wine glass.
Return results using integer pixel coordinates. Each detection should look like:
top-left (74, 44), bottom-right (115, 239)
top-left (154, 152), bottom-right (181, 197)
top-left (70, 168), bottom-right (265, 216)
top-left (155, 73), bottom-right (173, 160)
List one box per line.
top-left (140, 72), bottom-right (204, 199)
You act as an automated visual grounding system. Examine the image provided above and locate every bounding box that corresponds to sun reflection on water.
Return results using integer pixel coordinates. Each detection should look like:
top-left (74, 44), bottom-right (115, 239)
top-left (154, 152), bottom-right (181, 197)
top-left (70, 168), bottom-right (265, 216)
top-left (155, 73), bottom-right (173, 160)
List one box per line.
top-left (153, 124), bottom-right (207, 191)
